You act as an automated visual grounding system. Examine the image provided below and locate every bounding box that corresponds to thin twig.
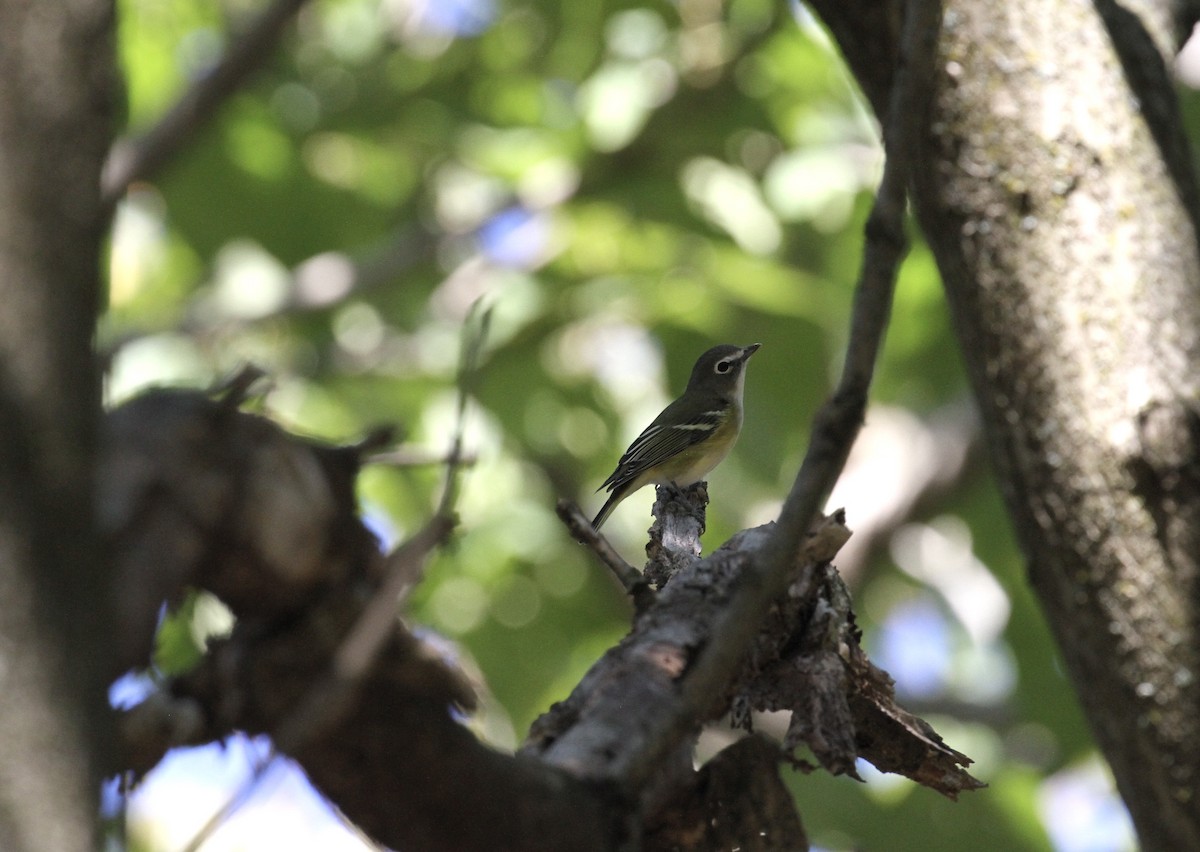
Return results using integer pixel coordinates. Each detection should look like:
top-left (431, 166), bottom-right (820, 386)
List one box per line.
top-left (436, 302), bottom-right (492, 518)
top-left (179, 742), bottom-right (280, 852)
top-left (102, 0), bottom-right (311, 204)
top-left (333, 518), bottom-right (457, 687)
top-left (268, 513), bottom-right (457, 753)
top-left (367, 447), bottom-right (479, 468)
top-left (613, 0), bottom-right (942, 788)
top-left (174, 310), bottom-right (490, 849)
top-left (270, 303), bottom-right (491, 748)
top-left (556, 499), bottom-right (652, 605)
top-left (161, 519), bottom-right (457, 852)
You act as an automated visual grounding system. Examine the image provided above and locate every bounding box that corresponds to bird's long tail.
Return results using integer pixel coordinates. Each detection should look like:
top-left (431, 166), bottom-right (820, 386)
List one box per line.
top-left (591, 486), bottom-right (626, 529)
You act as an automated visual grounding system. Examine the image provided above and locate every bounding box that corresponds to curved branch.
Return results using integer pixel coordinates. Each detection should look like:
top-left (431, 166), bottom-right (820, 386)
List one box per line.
top-left (102, 0), bottom-right (311, 204)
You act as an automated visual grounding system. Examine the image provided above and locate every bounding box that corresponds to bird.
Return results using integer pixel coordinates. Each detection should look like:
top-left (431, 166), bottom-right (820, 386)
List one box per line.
top-left (592, 342), bottom-right (760, 529)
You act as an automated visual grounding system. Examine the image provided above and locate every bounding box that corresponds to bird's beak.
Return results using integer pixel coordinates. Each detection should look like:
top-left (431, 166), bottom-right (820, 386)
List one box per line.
top-left (740, 343), bottom-right (761, 361)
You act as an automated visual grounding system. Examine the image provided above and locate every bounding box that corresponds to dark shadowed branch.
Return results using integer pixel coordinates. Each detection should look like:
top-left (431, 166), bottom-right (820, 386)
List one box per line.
top-left (107, 380), bottom-right (621, 851)
top-left (102, 0), bottom-right (311, 203)
top-left (174, 311), bottom-right (491, 849)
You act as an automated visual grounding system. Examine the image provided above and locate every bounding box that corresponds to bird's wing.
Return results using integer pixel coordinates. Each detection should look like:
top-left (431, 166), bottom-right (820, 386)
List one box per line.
top-left (599, 402), bottom-right (726, 492)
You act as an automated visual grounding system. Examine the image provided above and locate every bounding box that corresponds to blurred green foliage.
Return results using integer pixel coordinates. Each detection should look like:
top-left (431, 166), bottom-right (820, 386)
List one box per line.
top-left (108, 0), bottom-right (1128, 849)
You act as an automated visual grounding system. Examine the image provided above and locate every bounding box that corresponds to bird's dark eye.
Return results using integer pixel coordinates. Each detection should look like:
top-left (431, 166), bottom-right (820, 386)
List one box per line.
top-left (715, 359), bottom-right (732, 374)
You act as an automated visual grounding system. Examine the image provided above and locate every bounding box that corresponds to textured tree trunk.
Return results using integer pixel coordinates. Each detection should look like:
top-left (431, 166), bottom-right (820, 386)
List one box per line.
top-left (0, 1), bottom-right (117, 848)
top-left (11, 0), bottom-right (1200, 847)
top-left (810, 0), bottom-right (1200, 848)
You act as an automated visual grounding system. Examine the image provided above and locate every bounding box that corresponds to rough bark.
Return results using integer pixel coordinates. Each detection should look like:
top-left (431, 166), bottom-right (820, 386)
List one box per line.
top-left (642, 735), bottom-right (808, 851)
top-left (12, 0), bottom-right (977, 842)
top-left (26, 0), bottom-right (1200, 846)
top-left (527, 503), bottom-right (978, 803)
top-left (108, 391), bottom-right (979, 850)
top-left (105, 390), bottom-right (627, 851)
top-left (0, 0), bottom-right (117, 849)
top-left (810, 0), bottom-right (1200, 847)
top-left (173, 589), bottom-right (624, 852)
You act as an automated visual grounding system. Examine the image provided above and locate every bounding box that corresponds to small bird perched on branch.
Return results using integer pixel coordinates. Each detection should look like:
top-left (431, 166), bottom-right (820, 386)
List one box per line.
top-left (592, 343), bottom-right (761, 529)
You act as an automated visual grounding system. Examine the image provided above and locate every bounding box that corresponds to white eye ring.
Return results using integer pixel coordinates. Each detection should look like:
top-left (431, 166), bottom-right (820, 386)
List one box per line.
top-left (715, 359), bottom-right (732, 374)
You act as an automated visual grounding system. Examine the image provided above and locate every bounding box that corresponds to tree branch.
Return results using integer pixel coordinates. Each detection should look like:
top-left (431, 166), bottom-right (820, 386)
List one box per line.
top-left (101, 0), bottom-right (311, 204)
top-left (610, 0), bottom-right (941, 793)
top-left (556, 499), bottom-right (651, 604)
top-left (105, 386), bottom-right (622, 851)
top-left (643, 482), bottom-right (709, 587)
top-left (526, 509), bottom-right (981, 801)
top-left (108, 379), bottom-right (979, 850)
top-left (812, 0), bottom-right (1200, 844)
